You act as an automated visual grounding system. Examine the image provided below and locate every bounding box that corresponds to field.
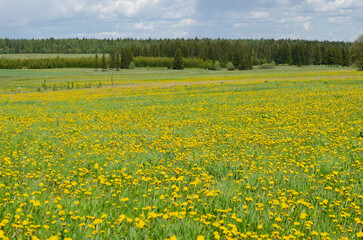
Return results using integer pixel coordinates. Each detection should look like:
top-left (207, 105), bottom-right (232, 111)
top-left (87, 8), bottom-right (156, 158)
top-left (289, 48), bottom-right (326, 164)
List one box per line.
top-left (0, 66), bottom-right (363, 240)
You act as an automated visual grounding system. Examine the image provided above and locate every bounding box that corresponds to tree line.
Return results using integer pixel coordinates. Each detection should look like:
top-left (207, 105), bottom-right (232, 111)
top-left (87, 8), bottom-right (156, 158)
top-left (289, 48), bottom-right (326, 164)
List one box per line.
top-left (0, 37), bottom-right (360, 69)
top-left (0, 55), bottom-right (214, 70)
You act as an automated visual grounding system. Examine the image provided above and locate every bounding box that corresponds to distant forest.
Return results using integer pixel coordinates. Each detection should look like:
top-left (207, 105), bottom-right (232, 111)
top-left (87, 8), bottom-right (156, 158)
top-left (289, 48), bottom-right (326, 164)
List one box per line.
top-left (0, 38), bottom-right (352, 69)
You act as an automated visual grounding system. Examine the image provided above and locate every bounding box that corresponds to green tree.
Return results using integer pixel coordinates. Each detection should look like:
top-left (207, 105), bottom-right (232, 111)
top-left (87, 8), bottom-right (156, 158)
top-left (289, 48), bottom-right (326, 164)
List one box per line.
top-left (341, 48), bottom-right (350, 67)
top-left (127, 48), bottom-right (134, 68)
top-left (313, 45), bottom-right (322, 65)
top-left (173, 48), bottom-right (184, 70)
top-left (276, 41), bottom-right (291, 65)
top-left (101, 53), bottom-right (107, 71)
top-left (351, 34), bottom-right (363, 71)
top-left (238, 46), bottom-right (252, 70)
top-left (94, 54), bottom-right (98, 71)
top-left (115, 52), bottom-right (120, 71)
top-left (120, 48), bottom-right (132, 69)
top-left (292, 44), bottom-right (303, 66)
top-left (109, 49), bottom-right (115, 70)
top-left (120, 49), bottom-right (127, 69)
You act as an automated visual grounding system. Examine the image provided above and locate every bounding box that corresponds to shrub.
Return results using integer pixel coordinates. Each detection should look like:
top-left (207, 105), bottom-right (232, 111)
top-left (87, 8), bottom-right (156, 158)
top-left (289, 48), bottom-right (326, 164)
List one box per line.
top-left (226, 62), bottom-right (234, 70)
top-left (212, 61), bottom-right (221, 70)
top-left (129, 62), bottom-right (136, 69)
top-left (259, 63), bottom-right (276, 69)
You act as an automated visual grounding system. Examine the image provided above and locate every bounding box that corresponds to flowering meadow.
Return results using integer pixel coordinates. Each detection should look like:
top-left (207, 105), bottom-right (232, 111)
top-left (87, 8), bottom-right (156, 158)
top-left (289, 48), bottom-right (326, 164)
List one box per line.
top-left (0, 69), bottom-right (362, 240)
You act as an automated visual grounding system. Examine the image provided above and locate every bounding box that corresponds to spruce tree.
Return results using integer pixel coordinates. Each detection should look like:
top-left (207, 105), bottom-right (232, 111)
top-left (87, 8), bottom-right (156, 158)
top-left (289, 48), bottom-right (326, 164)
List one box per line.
top-left (280, 41), bottom-right (291, 65)
top-left (109, 50), bottom-right (115, 70)
top-left (238, 46), bottom-right (252, 70)
top-left (341, 48), bottom-right (350, 67)
top-left (313, 46), bottom-right (322, 65)
top-left (94, 54), bottom-right (98, 71)
top-left (101, 53), bottom-right (107, 71)
top-left (115, 52), bottom-right (120, 71)
top-left (173, 48), bottom-right (184, 70)
top-left (127, 48), bottom-right (134, 67)
top-left (351, 34), bottom-right (363, 71)
top-left (120, 48), bottom-right (128, 69)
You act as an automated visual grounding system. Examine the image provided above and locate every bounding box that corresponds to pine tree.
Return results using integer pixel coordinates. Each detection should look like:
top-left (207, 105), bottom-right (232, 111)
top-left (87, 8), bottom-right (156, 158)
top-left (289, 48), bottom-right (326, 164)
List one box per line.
top-left (120, 48), bottom-right (128, 69)
top-left (101, 53), bottom-right (107, 71)
top-left (292, 44), bottom-right (303, 66)
top-left (341, 48), bottom-right (350, 67)
top-left (335, 48), bottom-right (343, 66)
top-left (94, 54), bottom-right (98, 71)
top-left (109, 50), bottom-right (115, 70)
top-left (351, 34), bottom-right (363, 71)
top-left (276, 41), bottom-right (291, 65)
top-left (173, 48), bottom-right (184, 70)
top-left (115, 52), bottom-right (120, 71)
top-left (313, 46), bottom-right (322, 65)
top-left (326, 48), bottom-right (333, 66)
top-left (127, 48), bottom-right (134, 68)
top-left (238, 46), bottom-right (252, 70)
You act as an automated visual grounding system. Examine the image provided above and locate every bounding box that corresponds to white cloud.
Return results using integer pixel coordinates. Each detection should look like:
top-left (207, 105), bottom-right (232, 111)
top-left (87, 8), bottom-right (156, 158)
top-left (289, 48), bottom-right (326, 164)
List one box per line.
top-left (280, 16), bottom-right (313, 23)
top-left (39, 0), bottom-right (196, 21)
top-left (0, 0), bottom-right (361, 41)
top-left (179, 18), bottom-right (197, 26)
top-left (135, 21), bottom-right (154, 30)
top-left (303, 0), bottom-right (363, 12)
top-left (328, 16), bottom-right (351, 23)
top-left (248, 11), bottom-right (270, 19)
top-left (98, 0), bottom-right (152, 18)
top-left (62, 31), bottom-right (131, 38)
top-left (170, 18), bottom-right (197, 29)
top-left (303, 22), bottom-right (312, 31)
top-left (276, 0), bottom-right (290, 4)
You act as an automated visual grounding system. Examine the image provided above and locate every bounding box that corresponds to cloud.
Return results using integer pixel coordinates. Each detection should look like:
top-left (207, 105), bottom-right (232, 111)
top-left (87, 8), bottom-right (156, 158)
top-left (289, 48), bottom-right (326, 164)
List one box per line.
top-left (276, 0), bottom-right (290, 4)
top-left (303, 22), bottom-right (312, 31)
top-left (280, 16), bottom-right (313, 23)
top-left (0, 0), bottom-right (361, 41)
top-left (135, 21), bottom-right (155, 30)
top-left (172, 18), bottom-right (197, 28)
top-left (248, 11), bottom-right (270, 19)
top-left (62, 31), bottom-right (131, 38)
top-left (328, 16), bottom-right (351, 23)
top-left (302, 0), bottom-right (363, 12)
top-left (33, 0), bottom-right (197, 21)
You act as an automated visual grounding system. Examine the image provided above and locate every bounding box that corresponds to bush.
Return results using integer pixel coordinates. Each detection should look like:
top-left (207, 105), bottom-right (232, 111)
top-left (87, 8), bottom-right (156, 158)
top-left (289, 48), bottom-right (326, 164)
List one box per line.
top-left (259, 63), bottom-right (276, 69)
top-left (212, 61), bottom-right (221, 70)
top-left (226, 62), bottom-right (234, 70)
top-left (129, 62), bottom-right (136, 69)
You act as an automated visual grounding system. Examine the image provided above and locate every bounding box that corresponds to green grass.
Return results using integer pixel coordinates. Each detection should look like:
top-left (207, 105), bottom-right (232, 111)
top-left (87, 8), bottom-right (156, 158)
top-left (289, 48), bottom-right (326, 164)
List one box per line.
top-left (0, 68), bottom-right (362, 239)
top-left (0, 65), bottom-right (360, 92)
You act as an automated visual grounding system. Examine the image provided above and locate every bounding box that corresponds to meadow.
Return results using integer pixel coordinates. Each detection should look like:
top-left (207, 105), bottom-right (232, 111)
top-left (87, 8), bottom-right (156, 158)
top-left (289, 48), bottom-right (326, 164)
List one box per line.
top-left (0, 66), bottom-right (362, 240)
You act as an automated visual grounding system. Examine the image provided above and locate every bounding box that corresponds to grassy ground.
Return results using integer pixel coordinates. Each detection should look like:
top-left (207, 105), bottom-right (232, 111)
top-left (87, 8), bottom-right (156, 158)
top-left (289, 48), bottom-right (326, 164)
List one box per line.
top-left (0, 67), bottom-right (362, 240)
top-left (0, 65), bottom-right (361, 92)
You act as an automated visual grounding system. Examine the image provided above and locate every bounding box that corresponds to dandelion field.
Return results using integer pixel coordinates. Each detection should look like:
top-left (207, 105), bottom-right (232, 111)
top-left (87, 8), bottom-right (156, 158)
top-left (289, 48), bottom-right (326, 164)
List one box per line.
top-left (0, 67), bottom-right (363, 240)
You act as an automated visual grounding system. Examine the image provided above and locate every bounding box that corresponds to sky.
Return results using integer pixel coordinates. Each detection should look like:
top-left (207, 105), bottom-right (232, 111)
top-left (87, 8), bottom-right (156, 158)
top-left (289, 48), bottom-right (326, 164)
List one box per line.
top-left (0, 0), bottom-right (362, 41)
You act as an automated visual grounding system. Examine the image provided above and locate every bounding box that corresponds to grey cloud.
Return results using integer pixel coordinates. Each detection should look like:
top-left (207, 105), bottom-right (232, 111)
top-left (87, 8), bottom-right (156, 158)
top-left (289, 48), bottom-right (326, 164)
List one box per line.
top-left (0, 0), bottom-right (361, 41)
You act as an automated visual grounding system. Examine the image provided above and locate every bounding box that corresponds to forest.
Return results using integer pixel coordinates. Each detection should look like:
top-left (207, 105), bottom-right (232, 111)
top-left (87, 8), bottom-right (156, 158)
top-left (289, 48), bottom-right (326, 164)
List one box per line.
top-left (0, 38), bottom-right (352, 69)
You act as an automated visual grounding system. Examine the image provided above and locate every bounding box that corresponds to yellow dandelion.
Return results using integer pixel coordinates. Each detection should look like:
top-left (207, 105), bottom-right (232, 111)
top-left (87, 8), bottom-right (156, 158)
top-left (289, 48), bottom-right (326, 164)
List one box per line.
top-left (196, 236), bottom-right (205, 240)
